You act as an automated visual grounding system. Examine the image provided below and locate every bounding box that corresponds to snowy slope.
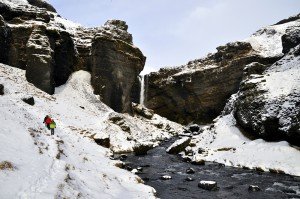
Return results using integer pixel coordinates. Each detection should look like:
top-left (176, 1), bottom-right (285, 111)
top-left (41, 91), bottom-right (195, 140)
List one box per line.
top-left (188, 113), bottom-right (300, 176)
top-left (245, 18), bottom-right (300, 57)
top-left (0, 64), bottom-right (182, 198)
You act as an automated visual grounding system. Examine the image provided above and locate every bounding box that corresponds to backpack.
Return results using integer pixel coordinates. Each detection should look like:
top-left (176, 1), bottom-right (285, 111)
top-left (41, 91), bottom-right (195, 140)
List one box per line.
top-left (50, 121), bottom-right (56, 129)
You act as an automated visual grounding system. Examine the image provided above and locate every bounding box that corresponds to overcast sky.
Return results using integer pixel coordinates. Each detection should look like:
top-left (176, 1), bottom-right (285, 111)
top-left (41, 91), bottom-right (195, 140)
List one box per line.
top-left (48, 0), bottom-right (300, 73)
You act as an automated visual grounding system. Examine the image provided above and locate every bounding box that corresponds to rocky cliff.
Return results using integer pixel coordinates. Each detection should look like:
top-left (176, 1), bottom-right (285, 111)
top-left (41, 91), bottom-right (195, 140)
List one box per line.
top-left (146, 42), bottom-right (278, 124)
top-left (0, 0), bottom-right (145, 113)
top-left (145, 14), bottom-right (300, 145)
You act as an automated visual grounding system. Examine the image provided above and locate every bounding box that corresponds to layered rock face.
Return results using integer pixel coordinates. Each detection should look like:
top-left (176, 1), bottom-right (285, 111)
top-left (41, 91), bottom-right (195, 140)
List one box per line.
top-left (146, 42), bottom-right (278, 124)
top-left (91, 20), bottom-right (145, 113)
top-left (0, 0), bottom-right (145, 113)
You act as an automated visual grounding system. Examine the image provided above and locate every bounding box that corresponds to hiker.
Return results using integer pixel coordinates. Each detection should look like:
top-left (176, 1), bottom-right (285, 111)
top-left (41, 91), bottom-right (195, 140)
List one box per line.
top-left (49, 119), bottom-right (56, 135)
top-left (43, 115), bottom-right (52, 130)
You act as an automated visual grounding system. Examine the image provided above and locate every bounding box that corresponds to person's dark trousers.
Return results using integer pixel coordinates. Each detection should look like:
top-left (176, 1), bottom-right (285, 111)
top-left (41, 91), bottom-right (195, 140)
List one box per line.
top-left (51, 129), bottom-right (54, 135)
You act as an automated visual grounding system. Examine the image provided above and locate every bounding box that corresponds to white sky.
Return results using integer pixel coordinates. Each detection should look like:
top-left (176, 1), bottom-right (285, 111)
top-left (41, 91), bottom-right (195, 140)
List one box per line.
top-left (48, 0), bottom-right (300, 74)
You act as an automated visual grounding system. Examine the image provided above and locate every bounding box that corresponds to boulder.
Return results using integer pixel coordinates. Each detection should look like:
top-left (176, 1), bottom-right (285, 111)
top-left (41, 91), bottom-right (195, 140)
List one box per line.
top-left (166, 137), bottom-right (191, 154)
top-left (0, 84), bottom-right (4, 95)
top-left (160, 175), bottom-right (172, 180)
top-left (120, 154), bottom-right (127, 161)
top-left (133, 142), bottom-right (154, 155)
top-left (188, 124), bottom-right (200, 133)
top-left (108, 114), bottom-right (131, 133)
top-left (186, 168), bottom-right (195, 174)
top-left (132, 103), bottom-right (154, 119)
top-left (198, 181), bottom-right (218, 191)
top-left (191, 159), bottom-right (205, 166)
top-left (22, 96), bottom-right (35, 105)
top-left (93, 135), bottom-right (110, 148)
top-left (185, 177), bottom-right (194, 181)
top-left (248, 185), bottom-right (261, 192)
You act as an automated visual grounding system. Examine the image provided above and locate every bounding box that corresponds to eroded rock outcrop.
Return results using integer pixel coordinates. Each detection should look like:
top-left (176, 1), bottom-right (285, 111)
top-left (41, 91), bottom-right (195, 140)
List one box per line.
top-left (25, 25), bottom-right (54, 93)
top-left (91, 20), bottom-right (146, 113)
top-left (146, 42), bottom-right (278, 124)
top-left (0, 1), bottom-right (145, 113)
top-left (234, 45), bottom-right (300, 145)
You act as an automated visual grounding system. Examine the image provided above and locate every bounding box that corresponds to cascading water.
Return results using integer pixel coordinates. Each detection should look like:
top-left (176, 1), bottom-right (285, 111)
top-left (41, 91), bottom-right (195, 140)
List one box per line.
top-left (139, 75), bottom-right (145, 106)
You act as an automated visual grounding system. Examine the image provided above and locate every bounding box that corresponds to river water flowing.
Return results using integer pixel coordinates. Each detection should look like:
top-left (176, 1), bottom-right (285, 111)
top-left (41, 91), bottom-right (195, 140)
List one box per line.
top-left (118, 138), bottom-right (300, 199)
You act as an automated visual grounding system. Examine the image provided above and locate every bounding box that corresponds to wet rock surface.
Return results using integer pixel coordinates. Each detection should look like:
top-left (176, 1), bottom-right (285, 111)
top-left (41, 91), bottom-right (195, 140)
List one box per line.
top-left (119, 138), bottom-right (300, 199)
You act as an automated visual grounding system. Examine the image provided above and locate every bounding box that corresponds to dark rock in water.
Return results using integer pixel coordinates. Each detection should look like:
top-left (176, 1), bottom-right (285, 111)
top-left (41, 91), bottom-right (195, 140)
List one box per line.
top-left (188, 124), bottom-right (200, 132)
top-left (191, 159), bottom-right (205, 165)
top-left (125, 165), bottom-right (133, 171)
top-left (198, 180), bottom-right (218, 191)
top-left (248, 185), bottom-right (261, 192)
top-left (182, 156), bottom-right (192, 162)
top-left (282, 188), bottom-right (297, 194)
top-left (133, 142), bottom-right (154, 155)
top-left (166, 137), bottom-right (191, 154)
top-left (185, 177), bottom-right (194, 181)
top-left (140, 164), bottom-right (150, 168)
top-left (160, 175), bottom-right (172, 180)
top-left (0, 84), bottom-right (4, 95)
top-left (186, 168), bottom-right (195, 174)
top-left (142, 177), bottom-right (150, 182)
top-left (22, 96), bottom-right (35, 105)
top-left (94, 136), bottom-right (110, 148)
top-left (177, 187), bottom-right (188, 191)
top-left (120, 154), bottom-right (127, 161)
top-left (136, 167), bottom-right (143, 172)
top-left (224, 185), bottom-right (234, 190)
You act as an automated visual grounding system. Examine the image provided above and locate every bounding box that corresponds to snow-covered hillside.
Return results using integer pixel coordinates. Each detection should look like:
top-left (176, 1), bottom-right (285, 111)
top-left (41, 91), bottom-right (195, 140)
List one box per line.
top-left (0, 63), bottom-right (182, 198)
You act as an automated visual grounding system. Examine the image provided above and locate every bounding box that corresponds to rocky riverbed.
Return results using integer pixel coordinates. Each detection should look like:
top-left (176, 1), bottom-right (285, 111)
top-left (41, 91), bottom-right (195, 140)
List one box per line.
top-left (116, 138), bottom-right (300, 199)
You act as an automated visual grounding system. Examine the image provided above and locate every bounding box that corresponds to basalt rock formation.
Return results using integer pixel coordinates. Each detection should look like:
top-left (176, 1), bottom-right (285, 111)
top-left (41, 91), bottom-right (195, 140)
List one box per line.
top-left (146, 42), bottom-right (278, 124)
top-left (91, 20), bottom-right (145, 113)
top-left (0, 0), bottom-right (145, 114)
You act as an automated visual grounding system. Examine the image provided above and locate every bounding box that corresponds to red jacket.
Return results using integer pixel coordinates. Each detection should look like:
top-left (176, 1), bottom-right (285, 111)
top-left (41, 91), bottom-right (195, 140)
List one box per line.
top-left (45, 117), bottom-right (52, 125)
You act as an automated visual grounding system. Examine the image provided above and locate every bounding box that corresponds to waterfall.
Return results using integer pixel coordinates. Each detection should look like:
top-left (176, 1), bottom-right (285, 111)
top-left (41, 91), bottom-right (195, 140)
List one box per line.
top-left (139, 75), bottom-right (145, 106)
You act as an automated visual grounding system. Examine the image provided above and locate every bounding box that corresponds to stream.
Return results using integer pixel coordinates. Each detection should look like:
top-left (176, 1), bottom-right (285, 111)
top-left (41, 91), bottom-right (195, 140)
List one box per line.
top-left (116, 138), bottom-right (300, 199)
